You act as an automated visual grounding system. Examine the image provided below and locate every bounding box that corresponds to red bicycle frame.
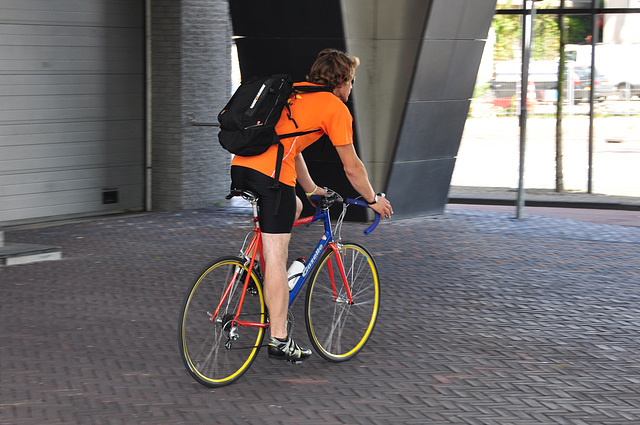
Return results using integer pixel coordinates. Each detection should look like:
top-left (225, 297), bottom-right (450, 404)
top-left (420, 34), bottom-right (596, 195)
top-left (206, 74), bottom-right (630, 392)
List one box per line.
top-left (210, 193), bottom-right (379, 331)
top-left (211, 223), bottom-right (268, 330)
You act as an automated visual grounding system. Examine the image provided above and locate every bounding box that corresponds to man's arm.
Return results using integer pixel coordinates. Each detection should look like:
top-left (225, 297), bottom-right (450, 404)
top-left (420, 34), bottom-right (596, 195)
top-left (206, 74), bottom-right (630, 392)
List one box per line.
top-left (335, 144), bottom-right (393, 219)
top-left (295, 153), bottom-right (327, 197)
top-left (334, 144), bottom-right (375, 202)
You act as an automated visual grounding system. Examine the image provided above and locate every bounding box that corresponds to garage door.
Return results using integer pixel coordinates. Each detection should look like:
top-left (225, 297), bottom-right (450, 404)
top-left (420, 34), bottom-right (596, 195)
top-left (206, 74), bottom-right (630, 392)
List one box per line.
top-left (0, 0), bottom-right (145, 225)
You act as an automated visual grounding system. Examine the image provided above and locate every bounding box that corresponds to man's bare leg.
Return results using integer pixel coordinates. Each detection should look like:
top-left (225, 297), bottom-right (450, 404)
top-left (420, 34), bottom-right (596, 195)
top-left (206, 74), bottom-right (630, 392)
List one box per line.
top-left (295, 196), bottom-right (303, 220)
top-left (261, 232), bottom-right (290, 339)
top-left (262, 228), bottom-right (312, 361)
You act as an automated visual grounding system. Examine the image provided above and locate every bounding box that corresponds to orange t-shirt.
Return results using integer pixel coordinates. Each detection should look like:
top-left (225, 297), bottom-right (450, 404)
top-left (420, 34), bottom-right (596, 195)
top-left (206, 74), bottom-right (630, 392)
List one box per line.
top-left (231, 82), bottom-right (354, 187)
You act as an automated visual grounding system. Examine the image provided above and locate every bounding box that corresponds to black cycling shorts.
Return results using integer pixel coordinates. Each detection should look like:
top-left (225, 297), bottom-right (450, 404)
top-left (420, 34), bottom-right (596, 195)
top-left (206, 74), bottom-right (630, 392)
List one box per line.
top-left (230, 166), bottom-right (296, 234)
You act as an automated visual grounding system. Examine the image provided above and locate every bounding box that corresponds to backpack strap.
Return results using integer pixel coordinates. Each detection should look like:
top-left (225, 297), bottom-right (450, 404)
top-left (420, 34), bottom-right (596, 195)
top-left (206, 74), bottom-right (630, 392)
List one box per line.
top-left (267, 138), bottom-right (285, 215)
top-left (293, 84), bottom-right (333, 94)
top-left (270, 128), bottom-right (323, 188)
top-left (267, 129), bottom-right (322, 215)
top-left (267, 84), bottom-right (333, 215)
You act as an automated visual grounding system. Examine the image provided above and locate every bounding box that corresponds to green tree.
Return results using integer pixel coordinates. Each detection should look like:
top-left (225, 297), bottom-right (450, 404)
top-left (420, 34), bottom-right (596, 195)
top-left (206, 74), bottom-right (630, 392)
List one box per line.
top-left (532, 11), bottom-right (560, 60)
top-left (493, 14), bottom-right (521, 61)
top-left (566, 15), bottom-right (591, 44)
top-left (493, 0), bottom-right (561, 62)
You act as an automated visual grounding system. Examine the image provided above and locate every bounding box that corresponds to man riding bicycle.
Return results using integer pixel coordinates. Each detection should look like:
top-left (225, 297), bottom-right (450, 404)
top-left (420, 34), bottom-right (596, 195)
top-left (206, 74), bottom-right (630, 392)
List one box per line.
top-left (230, 48), bottom-right (394, 362)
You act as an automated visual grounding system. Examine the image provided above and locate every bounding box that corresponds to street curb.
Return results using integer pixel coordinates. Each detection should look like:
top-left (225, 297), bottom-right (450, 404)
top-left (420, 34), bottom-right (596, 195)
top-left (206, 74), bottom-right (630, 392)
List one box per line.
top-left (448, 197), bottom-right (640, 211)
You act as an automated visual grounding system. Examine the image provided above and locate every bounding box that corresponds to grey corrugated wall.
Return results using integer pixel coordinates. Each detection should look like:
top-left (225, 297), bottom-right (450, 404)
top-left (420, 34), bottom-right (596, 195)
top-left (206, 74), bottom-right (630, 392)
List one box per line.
top-left (0, 0), bottom-right (145, 225)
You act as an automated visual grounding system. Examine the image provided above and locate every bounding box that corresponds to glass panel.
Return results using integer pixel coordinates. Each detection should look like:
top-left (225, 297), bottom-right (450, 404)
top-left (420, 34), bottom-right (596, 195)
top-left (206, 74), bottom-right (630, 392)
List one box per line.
top-left (496, 0), bottom-right (640, 10)
top-left (537, 1), bottom-right (640, 10)
top-left (537, 1), bottom-right (594, 9)
top-left (457, 11), bottom-right (639, 199)
top-left (496, 0), bottom-right (524, 10)
top-left (602, 0), bottom-right (640, 9)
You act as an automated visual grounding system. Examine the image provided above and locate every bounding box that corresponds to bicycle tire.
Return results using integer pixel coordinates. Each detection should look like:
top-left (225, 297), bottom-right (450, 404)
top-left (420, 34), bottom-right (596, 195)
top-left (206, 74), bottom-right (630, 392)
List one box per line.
top-left (305, 242), bottom-right (380, 362)
top-left (178, 256), bottom-right (266, 387)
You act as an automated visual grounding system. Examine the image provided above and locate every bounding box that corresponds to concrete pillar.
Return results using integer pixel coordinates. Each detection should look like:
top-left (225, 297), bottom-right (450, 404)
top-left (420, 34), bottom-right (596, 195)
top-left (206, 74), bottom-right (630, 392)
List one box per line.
top-left (150, 0), bottom-right (232, 211)
top-left (229, 0), bottom-right (497, 219)
top-left (386, 0), bottom-right (497, 217)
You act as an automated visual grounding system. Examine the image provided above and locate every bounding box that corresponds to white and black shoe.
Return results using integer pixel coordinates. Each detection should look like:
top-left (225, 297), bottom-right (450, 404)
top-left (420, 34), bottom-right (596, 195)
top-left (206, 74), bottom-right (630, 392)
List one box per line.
top-left (268, 335), bottom-right (312, 363)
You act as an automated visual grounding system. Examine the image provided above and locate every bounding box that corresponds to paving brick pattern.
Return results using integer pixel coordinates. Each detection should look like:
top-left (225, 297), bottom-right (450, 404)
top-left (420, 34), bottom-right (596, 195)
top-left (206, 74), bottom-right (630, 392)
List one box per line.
top-left (2, 207), bottom-right (640, 424)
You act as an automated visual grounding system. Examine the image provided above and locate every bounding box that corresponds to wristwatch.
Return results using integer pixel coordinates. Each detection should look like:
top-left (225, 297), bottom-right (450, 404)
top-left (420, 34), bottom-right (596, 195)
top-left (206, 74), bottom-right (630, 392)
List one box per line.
top-left (366, 194), bottom-right (379, 205)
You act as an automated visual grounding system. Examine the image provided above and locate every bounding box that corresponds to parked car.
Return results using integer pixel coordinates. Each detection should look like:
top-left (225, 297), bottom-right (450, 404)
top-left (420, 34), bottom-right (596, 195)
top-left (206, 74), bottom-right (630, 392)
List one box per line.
top-left (573, 66), bottom-right (615, 103)
top-left (490, 61), bottom-right (614, 105)
top-left (566, 43), bottom-right (640, 99)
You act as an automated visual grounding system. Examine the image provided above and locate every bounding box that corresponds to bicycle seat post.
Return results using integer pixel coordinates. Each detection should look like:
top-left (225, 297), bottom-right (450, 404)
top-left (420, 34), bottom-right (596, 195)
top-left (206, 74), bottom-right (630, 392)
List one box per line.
top-left (241, 191), bottom-right (260, 226)
top-left (226, 189), bottom-right (260, 226)
top-left (250, 198), bottom-right (259, 225)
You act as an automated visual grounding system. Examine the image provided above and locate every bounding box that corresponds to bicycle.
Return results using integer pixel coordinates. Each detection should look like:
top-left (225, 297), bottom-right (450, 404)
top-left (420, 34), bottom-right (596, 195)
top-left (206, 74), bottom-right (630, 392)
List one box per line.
top-left (178, 188), bottom-right (382, 387)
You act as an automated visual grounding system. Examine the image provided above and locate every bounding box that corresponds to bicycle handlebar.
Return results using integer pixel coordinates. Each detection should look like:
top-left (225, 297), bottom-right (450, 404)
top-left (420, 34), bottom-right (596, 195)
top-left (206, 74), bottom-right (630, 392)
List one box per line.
top-left (309, 191), bottom-right (381, 235)
top-left (345, 198), bottom-right (381, 235)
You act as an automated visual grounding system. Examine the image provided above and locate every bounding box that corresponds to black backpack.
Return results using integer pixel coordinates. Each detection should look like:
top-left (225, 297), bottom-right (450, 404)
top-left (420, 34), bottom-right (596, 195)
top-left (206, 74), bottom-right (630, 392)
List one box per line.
top-left (218, 75), bottom-right (332, 192)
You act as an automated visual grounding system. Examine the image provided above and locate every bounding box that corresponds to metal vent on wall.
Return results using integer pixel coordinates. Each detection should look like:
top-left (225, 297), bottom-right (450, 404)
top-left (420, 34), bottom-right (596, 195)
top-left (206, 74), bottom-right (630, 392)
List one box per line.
top-left (102, 189), bottom-right (119, 205)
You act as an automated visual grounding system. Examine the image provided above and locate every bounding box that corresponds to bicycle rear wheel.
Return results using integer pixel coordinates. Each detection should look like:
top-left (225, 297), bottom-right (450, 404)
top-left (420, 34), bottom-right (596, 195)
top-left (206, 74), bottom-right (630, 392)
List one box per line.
top-left (305, 242), bottom-right (380, 362)
top-left (178, 256), bottom-right (266, 387)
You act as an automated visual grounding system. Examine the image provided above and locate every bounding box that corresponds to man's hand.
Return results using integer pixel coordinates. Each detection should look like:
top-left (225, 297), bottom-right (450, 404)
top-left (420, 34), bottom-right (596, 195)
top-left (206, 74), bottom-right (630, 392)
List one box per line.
top-left (306, 186), bottom-right (327, 208)
top-left (369, 195), bottom-right (393, 220)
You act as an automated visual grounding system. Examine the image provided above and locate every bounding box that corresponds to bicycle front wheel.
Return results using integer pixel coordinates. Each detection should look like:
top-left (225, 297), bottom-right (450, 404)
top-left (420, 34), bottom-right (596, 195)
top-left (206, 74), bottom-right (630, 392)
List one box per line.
top-left (178, 256), bottom-right (266, 387)
top-left (305, 242), bottom-right (380, 362)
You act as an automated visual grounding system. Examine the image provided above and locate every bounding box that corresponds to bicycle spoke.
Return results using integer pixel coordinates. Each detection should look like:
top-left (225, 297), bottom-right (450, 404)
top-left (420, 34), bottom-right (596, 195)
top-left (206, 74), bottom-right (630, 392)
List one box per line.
top-left (305, 243), bottom-right (380, 362)
top-left (178, 257), bottom-right (266, 387)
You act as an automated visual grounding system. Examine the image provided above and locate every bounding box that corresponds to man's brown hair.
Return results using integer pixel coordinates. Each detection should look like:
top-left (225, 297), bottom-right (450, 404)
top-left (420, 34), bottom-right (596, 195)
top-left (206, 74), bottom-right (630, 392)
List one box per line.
top-left (307, 48), bottom-right (360, 90)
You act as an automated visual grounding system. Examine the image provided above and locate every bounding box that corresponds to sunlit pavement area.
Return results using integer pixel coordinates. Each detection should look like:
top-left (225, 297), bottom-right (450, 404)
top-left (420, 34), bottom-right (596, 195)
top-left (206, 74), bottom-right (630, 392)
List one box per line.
top-left (2, 200), bottom-right (640, 424)
top-left (457, 99), bottom-right (640, 198)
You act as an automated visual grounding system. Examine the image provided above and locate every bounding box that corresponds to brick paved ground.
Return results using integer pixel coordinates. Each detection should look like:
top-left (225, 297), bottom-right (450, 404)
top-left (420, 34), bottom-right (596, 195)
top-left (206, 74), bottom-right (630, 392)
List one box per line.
top-left (2, 207), bottom-right (640, 424)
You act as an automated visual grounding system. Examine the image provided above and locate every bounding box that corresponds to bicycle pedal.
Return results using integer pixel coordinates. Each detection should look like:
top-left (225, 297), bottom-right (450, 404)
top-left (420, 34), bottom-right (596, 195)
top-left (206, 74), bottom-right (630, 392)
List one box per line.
top-left (267, 354), bottom-right (306, 365)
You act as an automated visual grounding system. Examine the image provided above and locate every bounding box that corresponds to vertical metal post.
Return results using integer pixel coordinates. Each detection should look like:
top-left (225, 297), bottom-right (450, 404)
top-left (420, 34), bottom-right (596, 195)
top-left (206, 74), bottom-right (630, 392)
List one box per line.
top-left (516, 1), bottom-right (537, 219)
top-left (145, 0), bottom-right (153, 211)
top-left (587, 0), bottom-right (598, 194)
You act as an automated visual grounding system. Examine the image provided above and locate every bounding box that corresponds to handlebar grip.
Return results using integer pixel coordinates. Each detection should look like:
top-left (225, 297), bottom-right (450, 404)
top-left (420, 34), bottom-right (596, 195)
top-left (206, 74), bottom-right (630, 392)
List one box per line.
top-left (346, 198), bottom-right (381, 235)
top-left (309, 194), bottom-right (323, 217)
top-left (309, 194), bottom-right (323, 204)
top-left (364, 212), bottom-right (380, 235)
